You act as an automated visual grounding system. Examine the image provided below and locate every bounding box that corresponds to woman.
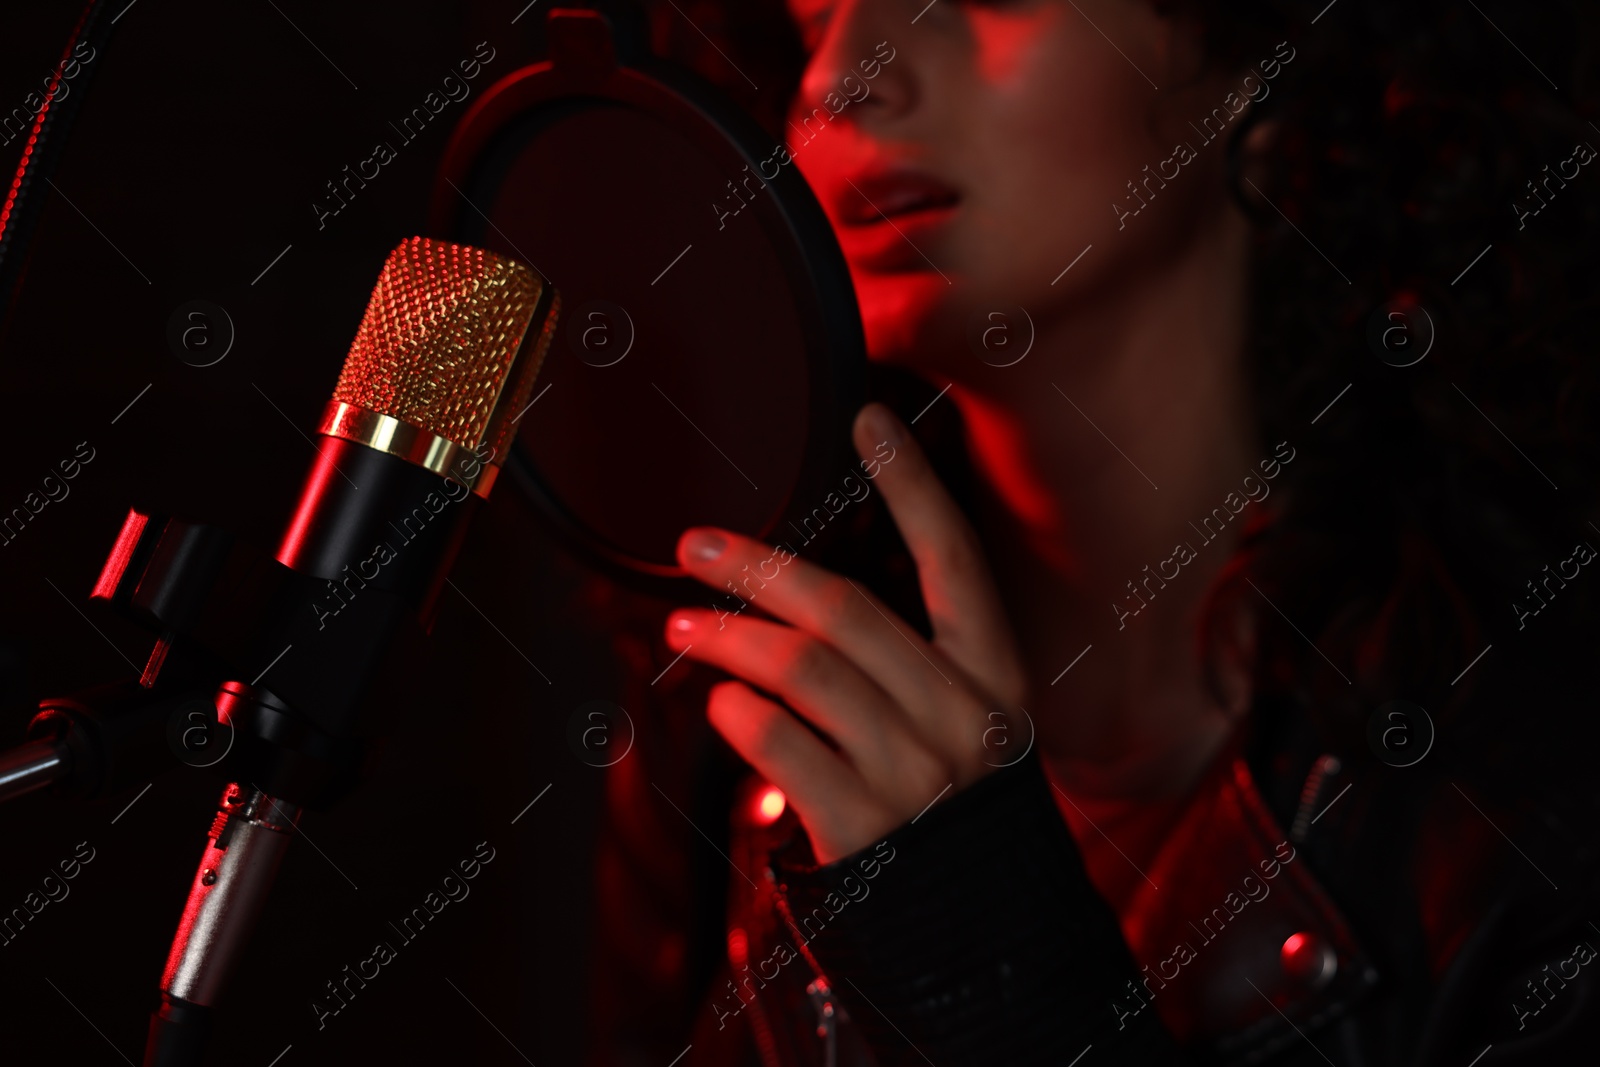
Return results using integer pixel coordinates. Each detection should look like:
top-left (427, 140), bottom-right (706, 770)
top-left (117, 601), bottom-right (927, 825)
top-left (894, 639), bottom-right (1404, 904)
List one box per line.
top-left (592, 1), bottom-right (1600, 1063)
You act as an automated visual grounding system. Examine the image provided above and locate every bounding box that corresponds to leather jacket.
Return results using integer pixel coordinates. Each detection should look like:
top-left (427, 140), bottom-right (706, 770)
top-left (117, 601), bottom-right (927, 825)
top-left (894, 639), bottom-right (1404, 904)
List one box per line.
top-left (591, 650), bottom-right (1600, 1067)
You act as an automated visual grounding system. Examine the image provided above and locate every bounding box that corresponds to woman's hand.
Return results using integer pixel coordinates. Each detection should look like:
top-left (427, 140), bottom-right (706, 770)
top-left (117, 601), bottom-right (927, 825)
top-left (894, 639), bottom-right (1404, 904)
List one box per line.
top-left (665, 402), bottom-right (1029, 864)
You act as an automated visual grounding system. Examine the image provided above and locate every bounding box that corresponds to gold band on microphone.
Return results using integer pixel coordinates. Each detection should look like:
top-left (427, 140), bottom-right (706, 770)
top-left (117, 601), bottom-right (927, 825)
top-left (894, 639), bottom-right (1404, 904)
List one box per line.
top-left (316, 401), bottom-right (499, 497)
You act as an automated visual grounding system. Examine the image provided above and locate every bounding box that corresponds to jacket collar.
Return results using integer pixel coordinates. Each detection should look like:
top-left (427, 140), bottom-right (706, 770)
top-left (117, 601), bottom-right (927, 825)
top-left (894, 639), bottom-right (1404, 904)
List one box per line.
top-left (1101, 741), bottom-right (1380, 1062)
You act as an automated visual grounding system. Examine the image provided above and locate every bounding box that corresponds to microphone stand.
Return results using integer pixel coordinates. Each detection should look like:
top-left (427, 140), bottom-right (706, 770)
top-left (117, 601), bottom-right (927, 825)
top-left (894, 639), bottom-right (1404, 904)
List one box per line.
top-left (0, 508), bottom-right (269, 811)
top-left (65, 509), bottom-right (366, 1066)
top-left (0, 738), bottom-right (67, 803)
top-left (0, 677), bottom-right (215, 806)
top-left (0, 505), bottom-right (363, 1065)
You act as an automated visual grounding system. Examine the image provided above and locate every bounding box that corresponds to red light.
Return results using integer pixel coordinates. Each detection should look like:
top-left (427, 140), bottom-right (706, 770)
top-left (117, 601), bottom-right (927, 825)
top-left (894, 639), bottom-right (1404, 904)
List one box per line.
top-left (275, 445), bottom-right (346, 567)
top-left (755, 786), bottom-right (786, 824)
top-left (91, 510), bottom-right (150, 600)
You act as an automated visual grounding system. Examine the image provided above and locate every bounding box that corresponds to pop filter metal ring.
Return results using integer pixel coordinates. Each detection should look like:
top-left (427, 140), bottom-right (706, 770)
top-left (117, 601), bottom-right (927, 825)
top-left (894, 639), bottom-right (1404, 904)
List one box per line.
top-left (427, 6), bottom-right (866, 594)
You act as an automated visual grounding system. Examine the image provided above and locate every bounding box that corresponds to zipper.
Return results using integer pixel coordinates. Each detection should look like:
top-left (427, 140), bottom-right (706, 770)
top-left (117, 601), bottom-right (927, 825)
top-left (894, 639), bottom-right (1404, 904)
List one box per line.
top-left (806, 977), bottom-right (839, 1067)
top-left (773, 885), bottom-right (842, 1067)
top-left (1290, 753), bottom-right (1343, 843)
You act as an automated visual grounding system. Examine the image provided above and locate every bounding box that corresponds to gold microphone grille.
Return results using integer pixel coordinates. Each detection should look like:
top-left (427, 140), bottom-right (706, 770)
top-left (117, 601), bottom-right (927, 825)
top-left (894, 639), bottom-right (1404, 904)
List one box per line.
top-left (331, 237), bottom-right (551, 453)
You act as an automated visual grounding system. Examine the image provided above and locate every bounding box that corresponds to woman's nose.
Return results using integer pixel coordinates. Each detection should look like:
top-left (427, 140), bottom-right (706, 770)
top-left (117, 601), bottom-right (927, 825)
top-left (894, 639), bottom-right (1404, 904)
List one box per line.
top-left (794, 0), bottom-right (916, 125)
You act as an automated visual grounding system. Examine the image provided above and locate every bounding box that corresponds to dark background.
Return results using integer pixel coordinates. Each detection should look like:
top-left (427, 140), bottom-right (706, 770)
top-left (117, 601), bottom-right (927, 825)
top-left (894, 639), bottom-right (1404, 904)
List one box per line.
top-left (0, 3), bottom-right (693, 1064)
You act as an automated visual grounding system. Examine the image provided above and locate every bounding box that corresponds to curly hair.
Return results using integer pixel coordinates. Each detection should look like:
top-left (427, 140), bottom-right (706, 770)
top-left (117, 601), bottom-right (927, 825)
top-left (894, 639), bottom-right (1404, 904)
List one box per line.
top-left (1188, 0), bottom-right (1600, 800)
top-left (635, 0), bottom-right (1600, 822)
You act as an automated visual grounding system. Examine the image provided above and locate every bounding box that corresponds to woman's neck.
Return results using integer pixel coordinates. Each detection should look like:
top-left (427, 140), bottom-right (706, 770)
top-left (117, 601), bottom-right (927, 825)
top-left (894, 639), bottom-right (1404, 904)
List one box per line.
top-left (944, 206), bottom-right (1256, 802)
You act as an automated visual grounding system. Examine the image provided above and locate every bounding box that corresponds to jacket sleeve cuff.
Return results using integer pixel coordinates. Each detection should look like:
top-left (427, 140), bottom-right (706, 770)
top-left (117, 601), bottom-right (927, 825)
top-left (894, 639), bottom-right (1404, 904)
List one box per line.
top-left (770, 754), bottom-right (1187, 1066)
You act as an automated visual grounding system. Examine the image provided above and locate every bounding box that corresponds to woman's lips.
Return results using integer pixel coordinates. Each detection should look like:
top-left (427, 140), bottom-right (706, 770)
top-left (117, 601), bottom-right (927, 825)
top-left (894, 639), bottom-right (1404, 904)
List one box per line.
top-left (837, 169), bottom-right (962, 225)
top-left (834, 169), bottom-right (961, 271)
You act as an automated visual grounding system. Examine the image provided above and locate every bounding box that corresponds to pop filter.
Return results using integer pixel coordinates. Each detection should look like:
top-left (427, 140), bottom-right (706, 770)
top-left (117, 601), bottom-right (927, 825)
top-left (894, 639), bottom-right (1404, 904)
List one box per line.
top-left (428, 6), bottom-right (866, 590)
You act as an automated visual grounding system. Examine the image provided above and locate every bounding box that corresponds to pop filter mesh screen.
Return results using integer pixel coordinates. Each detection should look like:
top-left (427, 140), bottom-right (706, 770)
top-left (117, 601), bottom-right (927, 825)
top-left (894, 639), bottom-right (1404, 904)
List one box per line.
top-left (473, 102), bottom-right (810, 567)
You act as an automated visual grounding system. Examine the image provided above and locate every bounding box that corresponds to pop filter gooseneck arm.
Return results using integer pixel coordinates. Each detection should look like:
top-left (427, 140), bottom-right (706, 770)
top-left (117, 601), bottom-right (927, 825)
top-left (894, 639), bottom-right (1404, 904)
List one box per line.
top-left (0, 0), bottom-right (121, 336)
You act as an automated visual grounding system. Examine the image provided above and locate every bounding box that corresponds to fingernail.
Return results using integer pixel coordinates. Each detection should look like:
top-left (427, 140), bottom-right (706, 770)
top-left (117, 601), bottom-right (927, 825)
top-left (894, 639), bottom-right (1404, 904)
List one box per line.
top-left (681, 528), bottom-right (727, 562)
top-left (669, 612), bottom-right (698, 634)
top-left (863, 403), bottom-right (905, 448)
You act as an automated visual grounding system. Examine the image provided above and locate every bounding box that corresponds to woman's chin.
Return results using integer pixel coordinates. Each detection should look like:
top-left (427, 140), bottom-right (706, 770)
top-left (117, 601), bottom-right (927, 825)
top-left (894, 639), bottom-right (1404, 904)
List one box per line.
top-left (855, 270), bottom-right (961, 368)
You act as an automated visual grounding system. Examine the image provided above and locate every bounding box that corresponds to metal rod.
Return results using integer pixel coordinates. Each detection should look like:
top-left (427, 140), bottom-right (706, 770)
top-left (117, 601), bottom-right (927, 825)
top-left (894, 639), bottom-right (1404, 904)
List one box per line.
top-left (0, 738), bottom-right (69, 804)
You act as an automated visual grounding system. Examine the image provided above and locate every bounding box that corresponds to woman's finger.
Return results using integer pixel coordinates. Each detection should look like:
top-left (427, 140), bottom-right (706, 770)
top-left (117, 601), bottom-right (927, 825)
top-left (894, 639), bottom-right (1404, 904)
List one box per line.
top-left (853, 402), bottom-right (1027, 706)
top-left (675, 527), bottom-right (957, 714)
top-left (702, 680), bottom-right (881, 862)
top-left (666, 608), bottom-right (913, 770)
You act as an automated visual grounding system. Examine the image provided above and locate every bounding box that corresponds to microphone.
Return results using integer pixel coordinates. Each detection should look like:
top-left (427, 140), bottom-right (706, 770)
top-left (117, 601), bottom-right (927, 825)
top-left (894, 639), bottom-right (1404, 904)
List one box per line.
top-left (143, 236), bottom-right (559, 1066)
